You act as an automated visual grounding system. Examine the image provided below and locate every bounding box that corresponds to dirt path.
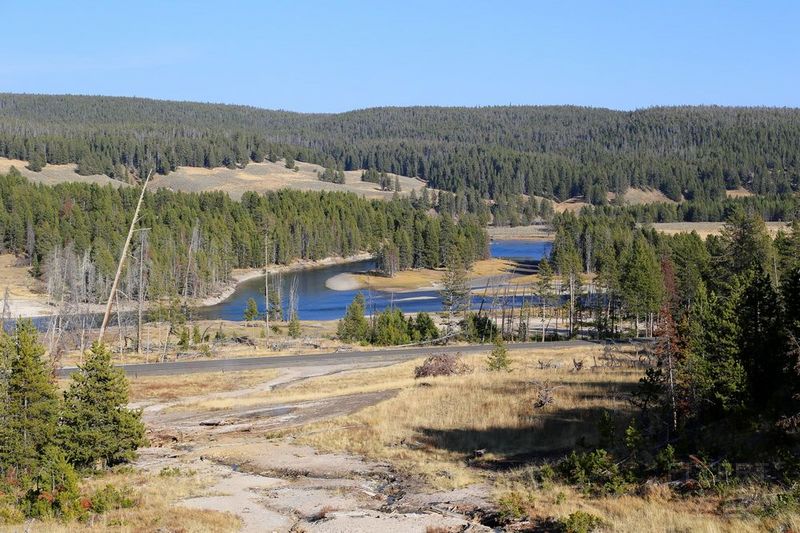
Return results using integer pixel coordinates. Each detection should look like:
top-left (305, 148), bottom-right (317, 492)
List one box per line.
top-left (139, 363), bottom-right (494, 532)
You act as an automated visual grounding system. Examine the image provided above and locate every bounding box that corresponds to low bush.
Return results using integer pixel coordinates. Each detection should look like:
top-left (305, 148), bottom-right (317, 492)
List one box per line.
top-left (414, 353), bottom-right (471, 378)
top-left (558, 510), bottom-right (606, 533)
top-left (557, 450), bottom-right (628, 496)
top-left (88, 484), bottom-right (136, 514)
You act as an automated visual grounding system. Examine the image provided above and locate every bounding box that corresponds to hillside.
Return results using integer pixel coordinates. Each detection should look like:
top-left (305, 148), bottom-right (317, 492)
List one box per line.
top-left (1, 94), bottom-right (799, 204)
top-left (151, 159), bottom-right (424, 200)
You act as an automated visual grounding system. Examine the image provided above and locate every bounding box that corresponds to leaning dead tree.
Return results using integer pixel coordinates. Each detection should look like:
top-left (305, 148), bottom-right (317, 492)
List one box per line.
top-left (98, 171), bottom-right (152, 344)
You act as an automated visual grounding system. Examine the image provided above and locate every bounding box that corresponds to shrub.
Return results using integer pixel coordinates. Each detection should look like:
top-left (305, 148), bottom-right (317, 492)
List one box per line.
top-left (558, 510), bottom-right (606, 533)
top-left (414, 353), bottom-right (471, 378)
top-left (497, 490), bottom-right (529, 521)
top-left (88, 484), bottom-right (136, 514)
top-left (487, 337), bottom-right (511, 372)
top-left (557, 450), bottom-right (628, 495)
top-left (23, 446), bottom-right (84, 520)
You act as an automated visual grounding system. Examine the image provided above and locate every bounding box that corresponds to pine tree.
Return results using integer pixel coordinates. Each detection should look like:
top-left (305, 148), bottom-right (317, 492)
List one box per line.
top-left (288, 312), bottom-right (301, 338)
top-left (621, 236), bottom-right (664, 336)
top-left (487, 337), bottom-right (511, 371)
top-left (243, 297), bottom-right (259, 322)
top-left (440, 260), bottom-right (470, 331)
top-left (24, 445), bottom-right (82, 520)
top-left (337, 293), bottom-right (369, 342)
top-left (59, 342), bottom-right (146, 468)
top-left (0, 321), bottom-right (60, 477)
top-left (535, 258), bottom-right (555, 341)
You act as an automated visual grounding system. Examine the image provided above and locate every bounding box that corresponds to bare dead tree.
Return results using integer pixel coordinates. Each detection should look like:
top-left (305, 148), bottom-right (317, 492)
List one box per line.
top-left (264, 233), bottom-right (270, 343)
top-left (99, 171), bottom-right (151, 343)
top-left (136, 228), bottom-right (149, 355)
top-left (1, 287), bottom-right (9, 332)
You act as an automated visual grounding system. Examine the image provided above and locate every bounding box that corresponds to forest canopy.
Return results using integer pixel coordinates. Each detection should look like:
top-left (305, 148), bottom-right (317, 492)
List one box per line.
top-left (1, 94), bottom-right (798, 203)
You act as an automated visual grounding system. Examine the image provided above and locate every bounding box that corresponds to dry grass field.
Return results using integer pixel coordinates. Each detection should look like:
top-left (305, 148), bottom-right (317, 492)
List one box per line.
top-left (0, 253), bottom-right (52, 317)
top-left (646, 221), bottom-right (789, 238)
top-left (0, 157), bottom-right (125, 188)
top-left (150, 159), bottom-right (426, 200)
top-left (344, 257), bottom-right (521, 292)
top-left (297, 345), bottom-right (623, 488)
top-left (33, 467), bottom-right (241, 532)
top-left (127, 368), bottom-right (279, 403)
top-left (284, 345), bottom-right (800, 532)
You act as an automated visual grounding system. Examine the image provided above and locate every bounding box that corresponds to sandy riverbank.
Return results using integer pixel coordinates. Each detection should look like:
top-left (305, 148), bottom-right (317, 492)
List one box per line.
top-left (326, 258), bottom-right (524, 293)
top-left (198, 252), bottom-right (374, 307)
top-left (487, 224), bottom-right (554, 241)
top-left (1, 252), bottom-right (374, 319)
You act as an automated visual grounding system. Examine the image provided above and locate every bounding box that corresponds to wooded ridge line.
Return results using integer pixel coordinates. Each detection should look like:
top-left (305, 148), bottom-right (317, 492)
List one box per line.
top-left (1, 93), bottom-right (798, 203)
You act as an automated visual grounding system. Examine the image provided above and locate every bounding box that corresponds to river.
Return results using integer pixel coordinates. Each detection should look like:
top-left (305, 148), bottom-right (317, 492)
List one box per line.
top-left (194, 240), bottom-right (552, 322)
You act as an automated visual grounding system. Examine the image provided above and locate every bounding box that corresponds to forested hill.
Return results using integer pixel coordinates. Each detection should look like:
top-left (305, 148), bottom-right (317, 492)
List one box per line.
top-left (1, 93), bottom-right (799, 202)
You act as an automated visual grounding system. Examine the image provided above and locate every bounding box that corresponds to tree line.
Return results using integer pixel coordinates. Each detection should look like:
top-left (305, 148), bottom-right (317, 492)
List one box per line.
top-left (1, 94), bottom-right (798, 203)
top-left (0, 169), bottom-right (488, 307)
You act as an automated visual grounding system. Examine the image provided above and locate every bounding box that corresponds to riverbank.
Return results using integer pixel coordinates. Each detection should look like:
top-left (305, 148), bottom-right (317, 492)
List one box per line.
top-left (0, 254), bottom-right (53, 318)
top-left (1, 252), bottom-right (375, 320)
top-left (197, 252), bottom-right (374, 307)
top-left (327, 257), bottom-right (521, 293)
top-left (487, 224), bottom-right (554, 240)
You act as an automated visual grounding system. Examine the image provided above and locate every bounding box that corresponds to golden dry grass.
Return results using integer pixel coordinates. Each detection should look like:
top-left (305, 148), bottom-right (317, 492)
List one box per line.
top-left (0, 157), bottom-right (124, 188)
top-left (493, 479), bottom-right (800, 533)
top-left (353, 258), bottom-right (519, 291)
top-left (646, 221), bottom-right (789, 239)
top-left (127, 368), bottom-right (279, 402)
top-left (17, 467), bottom-right (240, 532)
top-left (297, 345), bottom-right (632, 488)
top-left (174, 358), bottom-right (423, 412)
top-left (726, 187), bottom-right (755, 199)
top-left (487, 225), bottom-right (555, 240)
top-left (620, 187), bottom-right (678, 205)
top-left (0, 254), bottom-right (44, 300)
top-left (284, 344), bottom-right (800, 530)
top-left (151, 159), bottom-right (426, 200)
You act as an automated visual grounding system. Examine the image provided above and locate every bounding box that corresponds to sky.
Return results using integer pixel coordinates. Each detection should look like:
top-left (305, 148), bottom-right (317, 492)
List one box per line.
top-left (2, 0), bottom-right (798, 113)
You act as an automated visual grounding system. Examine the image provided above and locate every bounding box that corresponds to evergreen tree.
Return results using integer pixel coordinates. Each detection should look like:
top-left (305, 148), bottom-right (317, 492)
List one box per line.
top-left (58, 342), bottom-right (146, 468)
top-left (23, 445), bottom-right (82, 520)
top-left (487, 337), bottom-right (511, 371)
top-left (288, 312), bottom-right (301, 338)
top-left (535, 258), bottom-right (555, 341)
top-left (268, 287), bottom-right (283, 321)
top-left (621, 236), bottom-right (664, 336)
top-left (371, 308), bottom-right (411, 346)
top-left (0, 321), bottom-right (60, 478)
top-left (243, 297), bottom-right (259, 322)
top-left (440, 260), bottom-right (470, 330)
top-left (337, 293), bottom-right (369, 342)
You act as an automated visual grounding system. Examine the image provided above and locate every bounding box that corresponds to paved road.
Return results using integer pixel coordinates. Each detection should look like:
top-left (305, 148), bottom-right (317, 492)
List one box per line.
top-left (56, 339), bottom-right (646, 378)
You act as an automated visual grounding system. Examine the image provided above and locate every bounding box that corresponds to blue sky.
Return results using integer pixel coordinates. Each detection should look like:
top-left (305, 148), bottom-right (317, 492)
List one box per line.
top-left (2, 0), bottom-right (798, 112)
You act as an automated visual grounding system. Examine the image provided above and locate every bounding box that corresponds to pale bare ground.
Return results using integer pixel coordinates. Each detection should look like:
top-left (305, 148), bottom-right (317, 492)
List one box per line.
top-left (726, 187), bottom-right (755, 198)
top-left (488, 224), bottom-right (554, 240)
top-left (137, 358), bottom-right (491, 532)
top-left (150, 159), bottom-right (427, 200)
top-left (0, 157), bottom-right (126, 188)
top-left (0, 254), bottom-right (53, 317)
top-left (646, 221), bottom-right (789, 238)
top-left (330, 257), bottom-right (527, 293)
top-left (42, 342), bottom-right (796, 532)
top-left (618, 187), bottom-right (677, 205)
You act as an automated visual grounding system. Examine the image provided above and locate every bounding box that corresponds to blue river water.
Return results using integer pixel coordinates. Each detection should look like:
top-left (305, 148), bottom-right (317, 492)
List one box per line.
top-left (194, 239), bottom-right (552, 321)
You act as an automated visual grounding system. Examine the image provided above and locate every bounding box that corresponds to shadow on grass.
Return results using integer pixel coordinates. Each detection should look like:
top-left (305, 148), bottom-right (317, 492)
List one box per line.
top-left (415, 400), bottom-right (637, 471)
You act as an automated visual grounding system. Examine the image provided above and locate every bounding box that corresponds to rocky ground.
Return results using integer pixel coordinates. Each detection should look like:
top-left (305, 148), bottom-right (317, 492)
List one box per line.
top-left (139, 362), bottom-right (496, 532)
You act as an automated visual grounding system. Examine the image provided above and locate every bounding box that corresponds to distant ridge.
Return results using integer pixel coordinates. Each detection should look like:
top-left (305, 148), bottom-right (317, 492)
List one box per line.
top-left (1, 93), bottom-right (798, 202)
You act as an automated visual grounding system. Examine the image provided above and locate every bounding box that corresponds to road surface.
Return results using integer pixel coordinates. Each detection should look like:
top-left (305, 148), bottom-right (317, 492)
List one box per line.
top-left (56, 339), bottom-right (652, 378)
